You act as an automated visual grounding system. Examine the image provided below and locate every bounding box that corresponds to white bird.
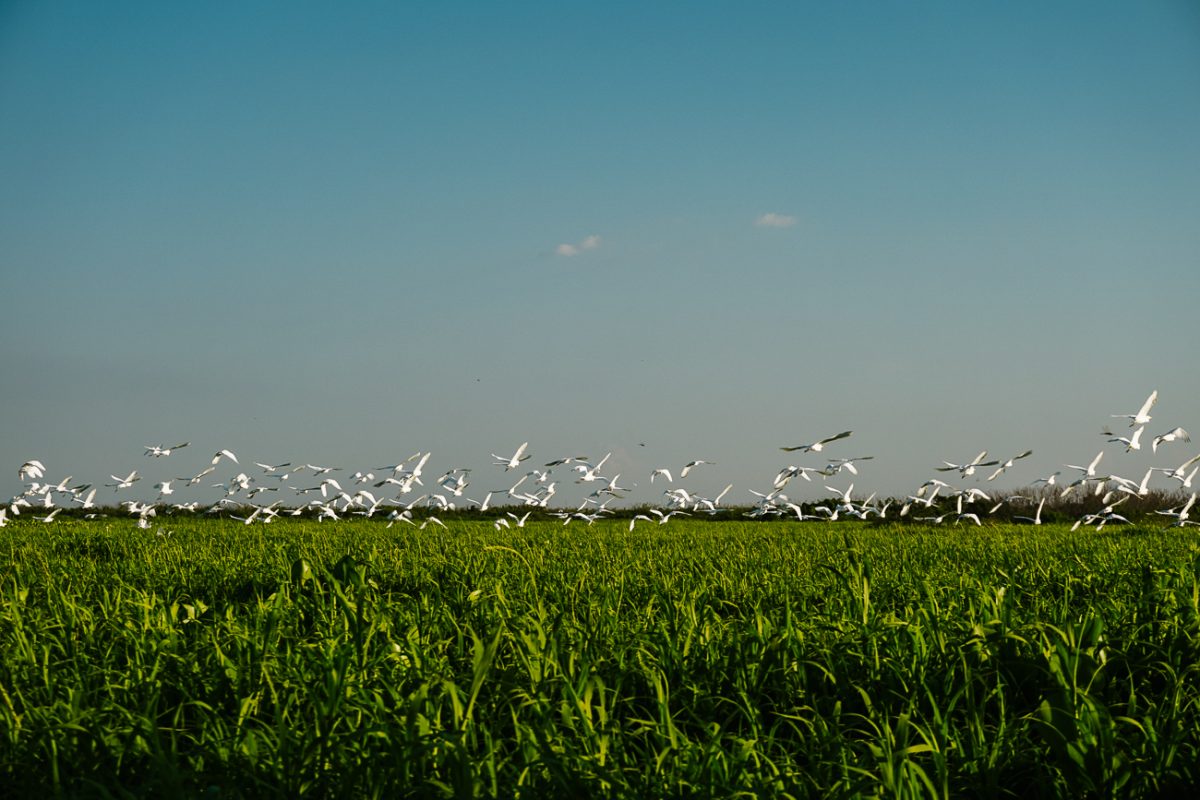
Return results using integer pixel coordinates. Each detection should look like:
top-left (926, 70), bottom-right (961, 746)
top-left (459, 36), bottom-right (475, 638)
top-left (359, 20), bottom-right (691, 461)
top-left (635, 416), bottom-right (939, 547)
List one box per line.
top-left (680, 460), bottom-right (714, 478)
top-left (1065, 450), bottom-right (1105, 478)
top-left (825, 483), bottom-right (855, 505)
top-left (1104, 425), bottom-right (1145, 453)
top-left (76, 488), bottom-right (98, 509)
top-left (1031, 471), bottom-right (1061, 486)
top-left (935, 451), bottom-right (999, 478)
top-left (605, 474), bottom-right (634, 495)
top-left (1176, 465), bottom-right (1200, 490)
top-left (1111, 389), bottom-right (1157, 428)
top-left (182, 465), bottom-right (217, 486)
top-left (1072, 498), bottom-right (1130, 531)
top-left (212, 449), bottom-right (239, 465)
top-left (18, 460), bottom-right (46, 481)
top-left (986, 450), bottom-right (1033, 481)
top-left (1156, 493), bottom-right (1199, 529)
top-left (1111, 468), bottom-right (1155, 498)
top-left (693, 484), bottom-right (734, 514)
top-left (573, 453), bottom-right (611, 483)
top-left (774, 465), bottom-right (819, 489)
top-left (650, 508), bottom-right (689, 525)
top-left (649, 468), bottom-right (673, 483)
top-left (822, 456), bottom-right (874, 476)
top-left (628, 514), bottom-right (654, 531)
top-left (544, 455), bottom-right (589, 467)
top-left (1152, 427), bottom-right (1190, 453)
top-left (145, 442), bottom-right (189, 457)
top-left (780, 430), bottom-right (852, 453)
top-left (386, 509), bottom-right (415, 527)
top-left (1153, 453), bottom-right (1200, 484)
top-left (1012, 497), bottom-right (1046, 526)
top-left (492, 442), bottom-right (531, 471)
top-left (107, 470), bottom-right (140, 491)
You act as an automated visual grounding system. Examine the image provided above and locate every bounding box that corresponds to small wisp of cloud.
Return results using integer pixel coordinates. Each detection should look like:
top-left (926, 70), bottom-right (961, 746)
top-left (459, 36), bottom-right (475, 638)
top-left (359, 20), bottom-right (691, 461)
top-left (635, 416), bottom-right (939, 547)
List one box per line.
top-left (556, 234), bottom-right (602, 257)
top-left (754, 212), bottom-right (796, 228)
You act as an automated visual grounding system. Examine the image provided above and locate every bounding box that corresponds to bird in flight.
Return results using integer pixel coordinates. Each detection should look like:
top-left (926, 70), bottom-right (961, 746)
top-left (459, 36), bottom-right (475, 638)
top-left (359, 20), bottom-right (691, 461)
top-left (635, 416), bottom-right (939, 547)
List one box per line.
top-left (780, 431), bottom-right (852, 453)
top-left (986, 450), bottom-right (1033, 481)
top-left (1152, 427), bottom-right (1190, 453)
top-left (1012, 497), bottom-right (1046, 526)
top-left (680, 460), bottom-right (714, 478)
top-left (145, 442), bottom-right (189, 457)
top-left (106, 470), bottom-right (140, 491)
top-left (1065, 450), bottom-right (1105, 478)
top-left (18, 460), bottom-right (46, 481)
top-left (1111, 389), bottom-right (1157, 428)
top-left (1104, 426), bottom-right (1145, 453)
top-left (492, 442), bottom-right (531, 471)
top-left (935, 450), bottom-right (999, 478)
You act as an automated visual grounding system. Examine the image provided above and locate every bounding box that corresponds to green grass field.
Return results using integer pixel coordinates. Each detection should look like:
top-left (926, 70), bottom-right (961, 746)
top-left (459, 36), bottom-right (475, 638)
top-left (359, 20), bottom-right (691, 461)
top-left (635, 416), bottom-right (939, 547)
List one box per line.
top-left (3, 516), bottom-right (1200, 798)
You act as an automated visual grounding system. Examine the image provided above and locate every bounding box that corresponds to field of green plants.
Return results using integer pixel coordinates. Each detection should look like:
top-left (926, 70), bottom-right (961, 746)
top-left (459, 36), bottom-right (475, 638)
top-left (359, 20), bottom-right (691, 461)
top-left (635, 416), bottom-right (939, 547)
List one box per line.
top-left (3, 516), bottom-right (1200, 798)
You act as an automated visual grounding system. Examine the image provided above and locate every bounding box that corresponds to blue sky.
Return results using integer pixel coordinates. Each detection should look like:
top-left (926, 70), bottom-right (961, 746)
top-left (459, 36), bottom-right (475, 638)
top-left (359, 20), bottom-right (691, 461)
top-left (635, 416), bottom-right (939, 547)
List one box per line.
top-left (3, 2), bottom-right (1199, 509)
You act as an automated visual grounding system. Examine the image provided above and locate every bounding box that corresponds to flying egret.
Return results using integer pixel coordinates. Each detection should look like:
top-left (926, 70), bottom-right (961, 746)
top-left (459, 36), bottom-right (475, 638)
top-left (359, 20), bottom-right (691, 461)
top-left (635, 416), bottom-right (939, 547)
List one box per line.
top-left (1111, 389), bottom-right (1157, 428)
top-left (1156, 493), bottom-right (1198, 529)
top-left (935, 451), bottom-right (999, 478)
top-left (822, 456), bottom-right (874, 476)
top-left (774, 466), bottom-right (820, 489)
top-left (1013, 497), bottom-right (1046, 526)
top-left (145, 442), bottom-right (189, 457)
top-left (1104, 425), bottom-right (1145, 453)
top-left (492, 442), bottom-right (531, 471)
top-left (1065, 451), bottom-right (1105, 478)
top-left (680, 460), bottom-right (714, 478)
top-left (18, 460), bottom-right (46, 481)
top-left (986, 450), bottom-right (1033, 481)
top-left (107, 470), bottom-right (140, 491)
top-left (1152, 427), bottom-right (1190, 453)
top-left (573, 453), bottom-right (611, 483)
top-left (781, 431), bottom-right (852, 453)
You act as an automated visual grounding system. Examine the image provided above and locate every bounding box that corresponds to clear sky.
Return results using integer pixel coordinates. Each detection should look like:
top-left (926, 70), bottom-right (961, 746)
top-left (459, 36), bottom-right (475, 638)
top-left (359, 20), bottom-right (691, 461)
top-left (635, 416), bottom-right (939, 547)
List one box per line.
top-left (3, 1), bottom-right (1199, 510)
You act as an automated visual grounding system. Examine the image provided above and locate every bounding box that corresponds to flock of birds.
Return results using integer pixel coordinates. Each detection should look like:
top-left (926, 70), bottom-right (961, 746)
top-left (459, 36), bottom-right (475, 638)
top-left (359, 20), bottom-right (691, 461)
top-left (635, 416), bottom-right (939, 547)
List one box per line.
top-left (6, 390), bottom-right (1199, 533)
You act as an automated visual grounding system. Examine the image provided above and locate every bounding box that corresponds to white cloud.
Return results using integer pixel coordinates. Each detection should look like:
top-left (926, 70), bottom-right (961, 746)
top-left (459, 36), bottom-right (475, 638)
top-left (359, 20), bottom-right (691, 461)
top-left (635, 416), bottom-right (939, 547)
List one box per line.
top-left (556, 234), bottom-right (602, 257)
top-left (755, 212), bottom-right (797, 228)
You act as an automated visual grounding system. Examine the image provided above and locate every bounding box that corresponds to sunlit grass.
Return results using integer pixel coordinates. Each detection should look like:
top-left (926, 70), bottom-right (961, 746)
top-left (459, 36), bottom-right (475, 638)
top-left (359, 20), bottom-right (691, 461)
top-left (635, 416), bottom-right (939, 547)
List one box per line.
top-left (2, 518), bottom-right (1199, 797)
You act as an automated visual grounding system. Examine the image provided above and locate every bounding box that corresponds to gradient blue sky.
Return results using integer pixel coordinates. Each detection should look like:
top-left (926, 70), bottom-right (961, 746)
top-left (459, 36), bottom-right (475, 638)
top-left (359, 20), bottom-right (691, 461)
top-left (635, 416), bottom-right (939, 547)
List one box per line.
top-left (3, 2), bottom-right (1199, 508)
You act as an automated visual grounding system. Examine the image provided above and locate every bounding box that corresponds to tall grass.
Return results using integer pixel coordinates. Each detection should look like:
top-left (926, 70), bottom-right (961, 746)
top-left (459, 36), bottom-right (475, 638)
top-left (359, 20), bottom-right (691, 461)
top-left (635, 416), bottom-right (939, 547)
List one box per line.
top-left (2, 518), bottom-right (1199, 797)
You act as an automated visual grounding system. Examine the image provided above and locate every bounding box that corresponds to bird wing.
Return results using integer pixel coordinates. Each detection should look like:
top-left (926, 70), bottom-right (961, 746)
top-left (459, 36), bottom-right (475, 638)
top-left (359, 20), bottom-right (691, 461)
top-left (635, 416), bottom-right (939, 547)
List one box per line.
top-left (819, 431), bottom-right (853, 446)
top-left (1136, 390), bottom-right (1159, 418)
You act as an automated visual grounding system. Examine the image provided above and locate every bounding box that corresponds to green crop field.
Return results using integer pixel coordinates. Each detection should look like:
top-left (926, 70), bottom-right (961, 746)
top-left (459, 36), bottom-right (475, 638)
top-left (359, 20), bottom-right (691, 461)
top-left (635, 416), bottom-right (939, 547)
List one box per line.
top-left (3, 516), bottom-right (1200, 798)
